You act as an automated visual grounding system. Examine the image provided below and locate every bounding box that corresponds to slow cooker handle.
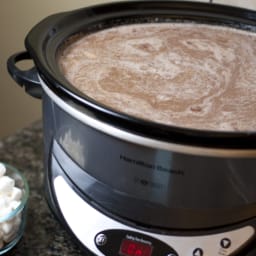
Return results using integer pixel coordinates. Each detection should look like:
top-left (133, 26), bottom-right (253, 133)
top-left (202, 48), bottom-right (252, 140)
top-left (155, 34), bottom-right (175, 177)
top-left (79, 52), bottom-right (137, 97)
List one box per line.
top-left (7, 51), bottom-right (42, 99)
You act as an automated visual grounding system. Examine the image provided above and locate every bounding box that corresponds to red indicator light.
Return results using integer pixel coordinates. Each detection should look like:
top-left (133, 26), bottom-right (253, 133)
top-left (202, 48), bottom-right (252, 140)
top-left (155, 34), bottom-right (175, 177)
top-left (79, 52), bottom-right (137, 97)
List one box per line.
top-left (119, 239), bottom-right (153, 256)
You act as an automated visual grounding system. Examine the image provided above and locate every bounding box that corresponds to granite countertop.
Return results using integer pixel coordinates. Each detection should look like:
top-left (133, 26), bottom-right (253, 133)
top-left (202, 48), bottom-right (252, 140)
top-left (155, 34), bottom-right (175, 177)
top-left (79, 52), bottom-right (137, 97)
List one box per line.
top-left (0, 121), bottom-right (86, 256)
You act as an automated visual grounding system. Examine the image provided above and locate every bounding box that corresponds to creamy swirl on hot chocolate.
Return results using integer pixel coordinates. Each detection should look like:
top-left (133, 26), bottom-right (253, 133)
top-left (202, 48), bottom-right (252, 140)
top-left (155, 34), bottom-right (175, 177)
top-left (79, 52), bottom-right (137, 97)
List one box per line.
top-left (58, 23), bottom-right (256, 131)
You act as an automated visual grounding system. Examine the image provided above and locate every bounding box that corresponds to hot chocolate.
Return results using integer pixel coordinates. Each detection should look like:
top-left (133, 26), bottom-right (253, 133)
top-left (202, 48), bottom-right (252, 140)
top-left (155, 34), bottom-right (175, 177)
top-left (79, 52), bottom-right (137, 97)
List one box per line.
top-left (58, 23), bottom-right (256, 131)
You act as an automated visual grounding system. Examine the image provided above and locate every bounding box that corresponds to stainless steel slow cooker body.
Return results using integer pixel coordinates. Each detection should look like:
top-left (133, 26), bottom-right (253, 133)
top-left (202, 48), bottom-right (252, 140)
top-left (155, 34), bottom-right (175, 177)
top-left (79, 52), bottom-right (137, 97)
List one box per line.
top-left (7, 0), bottom-right (256, 232)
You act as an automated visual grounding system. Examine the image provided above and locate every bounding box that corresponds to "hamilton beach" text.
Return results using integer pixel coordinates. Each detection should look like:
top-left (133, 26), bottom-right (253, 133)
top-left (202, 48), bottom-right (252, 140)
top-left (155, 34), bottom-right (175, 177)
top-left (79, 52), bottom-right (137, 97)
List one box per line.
top-left (120, 154), bottom-right (184, 176)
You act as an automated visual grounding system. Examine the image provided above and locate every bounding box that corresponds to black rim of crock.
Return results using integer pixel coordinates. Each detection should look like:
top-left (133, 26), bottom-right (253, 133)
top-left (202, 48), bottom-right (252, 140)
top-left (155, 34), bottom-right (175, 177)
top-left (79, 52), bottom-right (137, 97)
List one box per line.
top-left (25, 1), bottom-right (256, 149)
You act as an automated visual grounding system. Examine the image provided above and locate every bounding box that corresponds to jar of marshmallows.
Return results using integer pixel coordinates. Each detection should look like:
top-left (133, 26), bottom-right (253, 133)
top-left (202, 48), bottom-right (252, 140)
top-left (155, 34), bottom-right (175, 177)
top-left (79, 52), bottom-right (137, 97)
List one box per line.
top-left (0, 163), bottom-right (29, 254)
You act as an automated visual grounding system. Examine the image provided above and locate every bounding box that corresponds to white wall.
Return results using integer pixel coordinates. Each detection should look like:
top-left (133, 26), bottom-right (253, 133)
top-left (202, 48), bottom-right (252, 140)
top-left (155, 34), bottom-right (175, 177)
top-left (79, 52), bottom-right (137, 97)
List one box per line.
top-left (214, 0), bottom-right (256, 9)
top-left (0, 0), bottom-right (126, 138)
top-left (0, 0), bottom-right (255, 138)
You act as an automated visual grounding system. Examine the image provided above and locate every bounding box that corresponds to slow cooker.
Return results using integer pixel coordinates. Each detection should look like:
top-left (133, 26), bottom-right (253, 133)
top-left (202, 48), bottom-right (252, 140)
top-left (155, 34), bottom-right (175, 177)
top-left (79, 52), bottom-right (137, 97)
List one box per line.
top-left (7, 1), bottom-right (256, 255)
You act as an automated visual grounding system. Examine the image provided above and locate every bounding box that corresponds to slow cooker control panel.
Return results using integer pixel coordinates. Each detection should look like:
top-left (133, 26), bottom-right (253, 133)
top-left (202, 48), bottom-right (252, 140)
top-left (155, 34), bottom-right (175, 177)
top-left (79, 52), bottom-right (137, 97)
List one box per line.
top-left (94, 226), bottom-right (255, 256)
top-left (95, 229), bottom-right (178, 256)
top-left (53, 174), bottom-right (255, 256)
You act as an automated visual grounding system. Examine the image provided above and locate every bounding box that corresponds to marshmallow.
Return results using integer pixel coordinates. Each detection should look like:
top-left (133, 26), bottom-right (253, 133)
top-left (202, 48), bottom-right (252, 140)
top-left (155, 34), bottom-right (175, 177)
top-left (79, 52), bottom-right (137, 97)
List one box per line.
top-left (8, 187), bottom-right (22, 202)
top-left (0, 206), bottom-right (12, 218)
top-left (2, 218), bottom-right (20, 243)
top-left (0, 176), bottom-right (15, 195)
top-left (0, 214), bottom-right (22, 244)
top-left (1, 222), bottom-right (13, 235)
top-left (10, 200), bottom-right (21, 211)
top-left (3, 231), bottom-right (17, 244)
top-left (0, 198), bottom-right (7, 209)
top-left (14, 214), bottom-right (22, 227)
top-left (0, 164), bottom-right (6, 177)
top-left (0, 164), bottom-right (24, 248)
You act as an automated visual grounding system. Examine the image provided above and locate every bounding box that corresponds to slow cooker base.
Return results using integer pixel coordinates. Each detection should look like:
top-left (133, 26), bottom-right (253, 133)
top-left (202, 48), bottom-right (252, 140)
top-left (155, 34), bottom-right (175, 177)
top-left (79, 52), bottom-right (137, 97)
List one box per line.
top-left (46, 148), bottom-right (256, 256)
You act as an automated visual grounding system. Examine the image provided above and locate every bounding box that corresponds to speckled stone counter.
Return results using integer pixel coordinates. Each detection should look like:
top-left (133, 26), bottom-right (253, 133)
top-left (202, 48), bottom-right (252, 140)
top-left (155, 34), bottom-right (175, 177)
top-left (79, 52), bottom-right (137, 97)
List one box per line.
top-left (0, 121), bottom-right (86, 256)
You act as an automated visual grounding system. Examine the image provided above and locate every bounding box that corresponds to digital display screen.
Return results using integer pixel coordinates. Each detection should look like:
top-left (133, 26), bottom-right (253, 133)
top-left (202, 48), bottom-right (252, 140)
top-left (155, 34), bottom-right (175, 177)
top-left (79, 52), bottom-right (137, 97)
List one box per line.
top-left (119, 239), bottom-right (153, 256)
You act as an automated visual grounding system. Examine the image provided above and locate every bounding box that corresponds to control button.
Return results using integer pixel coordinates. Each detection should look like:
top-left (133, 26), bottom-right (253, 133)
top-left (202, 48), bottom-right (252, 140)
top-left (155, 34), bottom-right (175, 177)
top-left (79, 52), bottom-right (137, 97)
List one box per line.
top-left (193, 248), bottom-right (203, 256)
top-left (220, 238), bottom-right (231, 249)
top-left (95, 233), bottom-right (108, 246)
